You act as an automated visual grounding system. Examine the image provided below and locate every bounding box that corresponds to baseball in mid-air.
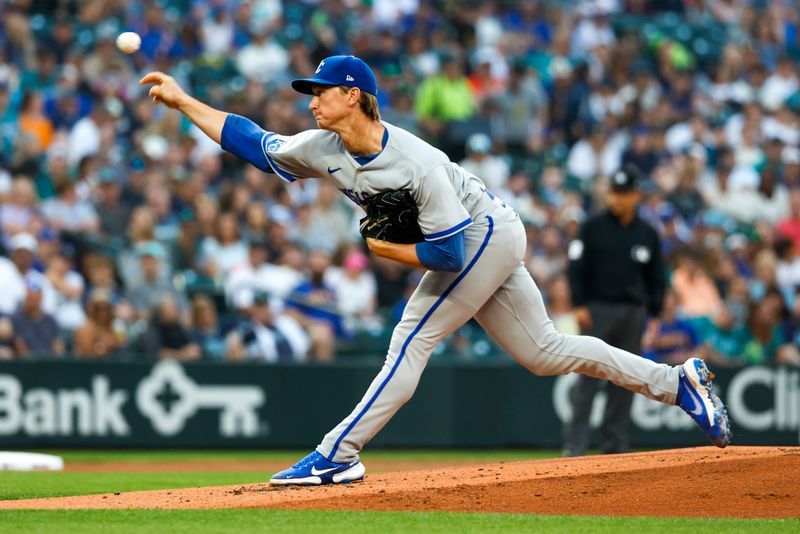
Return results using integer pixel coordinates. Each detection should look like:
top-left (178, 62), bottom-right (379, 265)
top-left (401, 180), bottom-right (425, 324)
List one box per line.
top-left (116, 32), bottom-right (141, 54)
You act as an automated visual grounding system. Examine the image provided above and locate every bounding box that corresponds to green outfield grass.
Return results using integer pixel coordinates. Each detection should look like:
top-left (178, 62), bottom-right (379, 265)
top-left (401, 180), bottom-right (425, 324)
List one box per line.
top-left (1, 450), bottom-right (793, 533)
top-left (0, 510), bottom-right (796, 534)
top-left (0, 471), bottom-right (269, 500)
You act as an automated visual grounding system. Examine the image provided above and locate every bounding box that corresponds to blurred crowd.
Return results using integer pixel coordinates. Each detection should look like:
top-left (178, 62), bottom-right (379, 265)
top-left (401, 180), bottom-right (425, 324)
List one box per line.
top-left (1, 0), bottom-right (800, 367)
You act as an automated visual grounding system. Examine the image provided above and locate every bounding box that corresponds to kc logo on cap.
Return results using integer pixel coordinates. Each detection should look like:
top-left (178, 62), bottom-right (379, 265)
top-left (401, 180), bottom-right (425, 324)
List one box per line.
top-left (292, 55), bottom-right (377, 96)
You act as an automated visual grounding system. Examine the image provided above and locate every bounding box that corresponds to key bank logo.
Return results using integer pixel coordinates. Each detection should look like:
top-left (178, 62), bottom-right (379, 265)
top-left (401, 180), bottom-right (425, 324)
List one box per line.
top-left (0, 374), bottom-right (129, 437)
top-left (136, 360), bottom-right (265, 437)
top-left (0, 361), bottom-right (266, 438)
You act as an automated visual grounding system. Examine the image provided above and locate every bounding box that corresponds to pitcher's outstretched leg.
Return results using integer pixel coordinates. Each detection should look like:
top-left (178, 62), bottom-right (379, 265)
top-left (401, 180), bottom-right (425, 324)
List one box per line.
top-left (476, 265), bottom-right (731, 447)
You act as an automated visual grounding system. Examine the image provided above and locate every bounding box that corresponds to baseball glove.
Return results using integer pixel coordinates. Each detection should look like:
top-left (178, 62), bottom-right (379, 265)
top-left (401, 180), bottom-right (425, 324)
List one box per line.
top-left (359, 190), bottom-right (424, 244)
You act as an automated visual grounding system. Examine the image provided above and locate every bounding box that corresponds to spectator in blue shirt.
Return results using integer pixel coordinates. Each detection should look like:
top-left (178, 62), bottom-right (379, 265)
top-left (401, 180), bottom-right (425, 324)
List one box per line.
top-left (11, 276), bottom-right (64, 358)
top-left (285, 250), bottom-right (341, 362)
top-left (642, 289), bottom-right (699, 364)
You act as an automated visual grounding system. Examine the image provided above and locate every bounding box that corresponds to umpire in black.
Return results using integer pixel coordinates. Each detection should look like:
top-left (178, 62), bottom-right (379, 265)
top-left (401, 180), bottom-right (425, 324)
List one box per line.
top-left (562, 165), bottom-right (665, 456)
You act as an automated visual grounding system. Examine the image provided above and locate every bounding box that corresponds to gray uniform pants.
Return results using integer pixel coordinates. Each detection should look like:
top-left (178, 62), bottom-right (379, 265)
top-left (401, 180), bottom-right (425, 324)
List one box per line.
top-left (318, 203), bottom-right (679, 462)
top-left (561, 303), bottom-right (647, 457)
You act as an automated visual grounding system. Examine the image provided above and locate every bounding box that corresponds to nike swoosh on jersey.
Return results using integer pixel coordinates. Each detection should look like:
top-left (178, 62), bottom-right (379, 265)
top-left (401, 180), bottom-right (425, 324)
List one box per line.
top-left (311, 466), bottom-right (339, 476)
top-left (327, 166), bottom-right (341, 174)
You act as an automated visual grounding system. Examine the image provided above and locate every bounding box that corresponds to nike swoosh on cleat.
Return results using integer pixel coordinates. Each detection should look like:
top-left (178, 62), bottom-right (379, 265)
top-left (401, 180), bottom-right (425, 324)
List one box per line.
top-left (689, 394), bottom-right (704, 416)
top-left (310, 466), bottom-right (338, 476)
top-left (327, 166), bottom-right (341, 174)
top-left (682, 382), bottom-right (704, 415)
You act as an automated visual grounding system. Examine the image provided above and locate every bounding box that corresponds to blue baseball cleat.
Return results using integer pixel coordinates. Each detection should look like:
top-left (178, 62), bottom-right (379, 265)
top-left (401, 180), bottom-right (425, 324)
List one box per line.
top-left (676, 358), bottom-right (732, 448)
top-left (270, 451), bottom-right (366, 486)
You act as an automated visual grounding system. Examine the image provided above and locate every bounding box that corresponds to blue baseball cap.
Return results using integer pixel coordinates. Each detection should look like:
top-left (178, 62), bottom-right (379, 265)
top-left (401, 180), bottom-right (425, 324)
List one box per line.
top-left (292, 55), bottom-right (377, 96)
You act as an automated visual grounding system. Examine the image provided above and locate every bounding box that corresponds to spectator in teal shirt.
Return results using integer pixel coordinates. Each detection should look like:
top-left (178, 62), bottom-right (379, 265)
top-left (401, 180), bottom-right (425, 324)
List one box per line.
top-left (742, 295), bottom-right (800, 366)
top-left (0, 82), bottom-right (18, 164)
top-left (19, 50), bottom-right (59, 95)
top-left (690, 306), bottom-right (749, 367)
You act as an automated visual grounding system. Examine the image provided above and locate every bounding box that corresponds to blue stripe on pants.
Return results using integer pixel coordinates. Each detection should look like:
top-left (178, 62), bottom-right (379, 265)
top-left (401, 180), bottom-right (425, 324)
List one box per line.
top-left (327, 216), bottom-right (495, 460)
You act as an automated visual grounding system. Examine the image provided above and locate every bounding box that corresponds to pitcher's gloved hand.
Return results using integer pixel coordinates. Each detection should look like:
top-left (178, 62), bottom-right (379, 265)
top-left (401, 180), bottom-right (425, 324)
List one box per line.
top-left (359, 190), bottom-right (424, 244)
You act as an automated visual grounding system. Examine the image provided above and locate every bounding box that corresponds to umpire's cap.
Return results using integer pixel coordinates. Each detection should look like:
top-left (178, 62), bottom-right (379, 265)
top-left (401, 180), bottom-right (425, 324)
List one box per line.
top-left (292, 55), bottom-right (377, 96)
top-left (610, 164), bottom-right (642, 192)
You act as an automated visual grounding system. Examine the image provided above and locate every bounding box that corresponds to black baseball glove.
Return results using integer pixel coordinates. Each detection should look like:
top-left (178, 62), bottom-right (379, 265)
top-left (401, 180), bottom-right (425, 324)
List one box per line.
top-left (359, 190), bottom-right (424, 244)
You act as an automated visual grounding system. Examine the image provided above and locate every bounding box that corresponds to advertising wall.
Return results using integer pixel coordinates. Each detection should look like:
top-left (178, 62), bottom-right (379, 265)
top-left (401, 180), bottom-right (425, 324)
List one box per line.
top-left (0, 360), bottom-right (796, 448)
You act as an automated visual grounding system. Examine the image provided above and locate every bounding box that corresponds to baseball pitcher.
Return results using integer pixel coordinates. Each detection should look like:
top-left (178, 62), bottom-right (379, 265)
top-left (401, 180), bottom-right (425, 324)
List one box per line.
top-left (140, 55), bottom-right (731, 485)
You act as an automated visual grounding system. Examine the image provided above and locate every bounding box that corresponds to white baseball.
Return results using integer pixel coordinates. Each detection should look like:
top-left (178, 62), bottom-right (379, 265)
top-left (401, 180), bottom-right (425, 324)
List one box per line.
top-left (116, 32), bottom-right (141, 54)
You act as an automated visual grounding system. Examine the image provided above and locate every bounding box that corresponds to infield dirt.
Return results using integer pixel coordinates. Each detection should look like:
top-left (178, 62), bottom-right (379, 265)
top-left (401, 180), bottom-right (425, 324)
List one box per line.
top-left (2, 446), bottom-right (798, 518)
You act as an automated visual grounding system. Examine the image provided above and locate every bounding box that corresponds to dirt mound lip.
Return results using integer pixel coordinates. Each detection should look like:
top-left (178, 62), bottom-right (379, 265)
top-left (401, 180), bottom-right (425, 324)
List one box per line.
top-left (2, 446), bottom-right (798, 518)
top-left (63, 459), bottom-right (473, 473)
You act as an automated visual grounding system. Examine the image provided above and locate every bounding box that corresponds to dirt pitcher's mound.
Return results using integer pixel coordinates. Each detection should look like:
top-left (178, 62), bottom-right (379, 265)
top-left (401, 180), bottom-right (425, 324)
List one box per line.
top-left (2, 447), bottom-right (799, 518)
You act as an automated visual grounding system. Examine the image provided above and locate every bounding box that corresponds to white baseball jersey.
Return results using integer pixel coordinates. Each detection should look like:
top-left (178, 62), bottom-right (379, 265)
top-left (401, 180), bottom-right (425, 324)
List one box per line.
top-left (220, 113), bottom-right (681, 465)
top-left (258, 121), bottom-right (485, 241)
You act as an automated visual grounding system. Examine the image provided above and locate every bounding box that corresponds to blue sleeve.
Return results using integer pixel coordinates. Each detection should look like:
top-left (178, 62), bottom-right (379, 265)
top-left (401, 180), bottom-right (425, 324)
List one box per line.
top-left (415, 231), bottom-right (466, 272)
top-left (220, 114), bottom-right (274, 174)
